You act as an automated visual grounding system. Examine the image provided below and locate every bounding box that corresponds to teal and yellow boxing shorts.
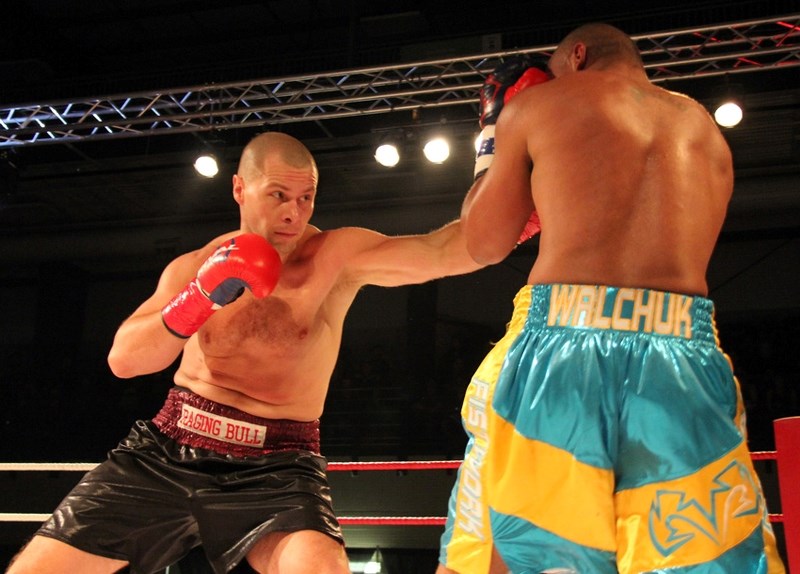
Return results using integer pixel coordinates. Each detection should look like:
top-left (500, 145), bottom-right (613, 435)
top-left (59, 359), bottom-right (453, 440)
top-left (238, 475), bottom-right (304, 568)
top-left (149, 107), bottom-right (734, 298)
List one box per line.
top-left (439, 284), bottom-right (785, 574)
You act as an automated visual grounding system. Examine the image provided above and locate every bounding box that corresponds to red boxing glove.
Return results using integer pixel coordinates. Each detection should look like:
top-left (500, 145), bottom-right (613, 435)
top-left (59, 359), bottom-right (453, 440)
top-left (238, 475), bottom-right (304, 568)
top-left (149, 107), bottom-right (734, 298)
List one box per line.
top-left (517, 210), bottom-right (541, 244)
top-left (161, 234), bottom-right (282, 338)
top-left (478, 54), bottom-right (550, 129)
top-left (475, 55), bottom-right (550, 179)
top-left (503, 66), bottom-right (550, 103)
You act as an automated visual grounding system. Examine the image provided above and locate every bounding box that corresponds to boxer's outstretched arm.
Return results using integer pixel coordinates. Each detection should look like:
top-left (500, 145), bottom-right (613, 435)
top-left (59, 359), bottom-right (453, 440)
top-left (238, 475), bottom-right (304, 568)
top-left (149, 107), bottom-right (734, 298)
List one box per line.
top-left (336, 220), bottom-right (484, 289)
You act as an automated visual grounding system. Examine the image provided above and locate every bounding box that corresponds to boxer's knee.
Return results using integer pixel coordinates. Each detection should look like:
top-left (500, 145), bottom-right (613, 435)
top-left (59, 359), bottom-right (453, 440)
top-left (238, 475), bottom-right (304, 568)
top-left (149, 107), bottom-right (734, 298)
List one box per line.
top-left (246, 530), bottom-right (348, 574)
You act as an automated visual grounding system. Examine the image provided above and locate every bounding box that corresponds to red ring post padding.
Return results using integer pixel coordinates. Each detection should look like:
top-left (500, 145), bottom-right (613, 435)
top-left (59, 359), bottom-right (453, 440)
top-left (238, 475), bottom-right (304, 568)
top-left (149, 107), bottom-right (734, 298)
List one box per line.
top-left (775, 416), bottom-right (800, 573)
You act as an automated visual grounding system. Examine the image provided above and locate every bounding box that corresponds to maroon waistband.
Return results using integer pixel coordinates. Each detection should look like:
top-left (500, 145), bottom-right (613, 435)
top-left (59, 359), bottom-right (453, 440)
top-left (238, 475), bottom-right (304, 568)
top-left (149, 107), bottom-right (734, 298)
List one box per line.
top-left (152, 387), bottom-right (320, 457)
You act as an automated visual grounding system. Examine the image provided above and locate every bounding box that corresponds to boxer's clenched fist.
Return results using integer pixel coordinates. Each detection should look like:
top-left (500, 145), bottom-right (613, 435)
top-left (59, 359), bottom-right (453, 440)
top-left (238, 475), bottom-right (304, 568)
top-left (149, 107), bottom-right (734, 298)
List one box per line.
top-left (161, 234), bottom-right (282, 338)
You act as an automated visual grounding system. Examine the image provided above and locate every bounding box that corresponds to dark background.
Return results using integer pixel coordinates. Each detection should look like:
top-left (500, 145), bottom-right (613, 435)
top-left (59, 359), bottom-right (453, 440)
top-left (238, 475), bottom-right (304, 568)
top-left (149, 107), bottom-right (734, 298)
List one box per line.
top-left (1, 1), bottom-right (798, 571)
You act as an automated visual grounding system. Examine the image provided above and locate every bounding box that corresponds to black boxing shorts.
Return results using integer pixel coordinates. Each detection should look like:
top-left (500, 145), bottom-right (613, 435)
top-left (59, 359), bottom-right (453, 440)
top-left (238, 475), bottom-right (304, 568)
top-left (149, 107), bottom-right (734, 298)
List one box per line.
top-left (35, 386), bottom-right (344, 574)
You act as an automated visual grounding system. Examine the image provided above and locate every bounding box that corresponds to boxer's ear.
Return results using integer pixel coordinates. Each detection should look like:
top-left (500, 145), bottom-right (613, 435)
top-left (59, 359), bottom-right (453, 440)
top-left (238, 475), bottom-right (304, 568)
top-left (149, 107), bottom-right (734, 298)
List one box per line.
top-left (574, 43), bottom-right (587, 71)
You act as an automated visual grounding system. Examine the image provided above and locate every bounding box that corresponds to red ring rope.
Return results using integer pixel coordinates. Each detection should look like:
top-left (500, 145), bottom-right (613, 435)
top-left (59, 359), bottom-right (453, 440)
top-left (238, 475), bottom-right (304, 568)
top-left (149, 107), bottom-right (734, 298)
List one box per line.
top-left (328, 460), bottom-right (461, 472)
top-left (339, 517), bottom-right (446, 526)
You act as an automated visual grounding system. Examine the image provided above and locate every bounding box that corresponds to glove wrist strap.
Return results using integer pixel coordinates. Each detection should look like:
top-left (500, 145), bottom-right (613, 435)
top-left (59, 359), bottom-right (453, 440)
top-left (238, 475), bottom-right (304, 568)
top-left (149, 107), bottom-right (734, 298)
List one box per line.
top-left (161, 279), bottom-right (216, 339)
top-left (474, 125), bottom-right (496, 180)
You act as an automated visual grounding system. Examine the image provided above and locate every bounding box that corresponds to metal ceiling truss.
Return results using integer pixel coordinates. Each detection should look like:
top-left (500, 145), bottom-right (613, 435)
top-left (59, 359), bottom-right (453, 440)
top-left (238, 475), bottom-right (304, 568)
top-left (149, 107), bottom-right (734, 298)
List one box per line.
top-left (1, 14), bottom-right (798, 149)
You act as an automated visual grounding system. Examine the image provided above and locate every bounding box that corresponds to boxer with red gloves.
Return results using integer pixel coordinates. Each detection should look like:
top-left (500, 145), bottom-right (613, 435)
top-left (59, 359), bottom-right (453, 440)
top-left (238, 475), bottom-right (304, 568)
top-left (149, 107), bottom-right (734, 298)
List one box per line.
top-left (474, 54), bottom-right (550, 244)
top-left (13, 131), bottom-right (487, 574)
top-left (161, 233), bottom-right (282, 338)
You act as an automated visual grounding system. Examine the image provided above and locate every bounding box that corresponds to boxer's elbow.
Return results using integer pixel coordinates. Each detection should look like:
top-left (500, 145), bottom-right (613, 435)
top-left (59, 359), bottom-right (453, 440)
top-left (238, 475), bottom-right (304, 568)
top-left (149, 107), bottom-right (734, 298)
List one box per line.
top-left (107, 348), bottom-right (138, 379)
top-left (466, 236), bottom-right (511, 266)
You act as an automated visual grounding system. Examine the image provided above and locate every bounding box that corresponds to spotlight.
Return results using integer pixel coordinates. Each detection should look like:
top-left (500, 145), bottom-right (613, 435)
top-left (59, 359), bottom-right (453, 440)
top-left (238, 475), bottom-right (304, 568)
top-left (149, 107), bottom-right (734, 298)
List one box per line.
top-left (423, 136), bottom-right (450, 164)
top-left (713, 77), bottom-right (744, 128)
top-left (374, 142), bottom-right (400, 167)
top-left (364, 547), bottom-right (383, 574)
top-left (194, 153), bottom-right (219, 178)
top-left (714, 100), bottom-right (743, 128)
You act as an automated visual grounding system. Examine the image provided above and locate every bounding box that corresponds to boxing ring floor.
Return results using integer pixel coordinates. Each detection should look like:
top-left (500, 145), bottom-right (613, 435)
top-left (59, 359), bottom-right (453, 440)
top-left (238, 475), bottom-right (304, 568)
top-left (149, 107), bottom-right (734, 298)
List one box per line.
top-left (1, 417), bottom-right (797, 572)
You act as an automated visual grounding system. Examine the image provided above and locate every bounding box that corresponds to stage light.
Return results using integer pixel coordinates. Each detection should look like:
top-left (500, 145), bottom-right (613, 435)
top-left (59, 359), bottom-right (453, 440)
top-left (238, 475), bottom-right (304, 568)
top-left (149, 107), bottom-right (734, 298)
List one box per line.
top-left (374, 142), bottom-right (400, 167)
top-left (194, 153), bottom-right (219, 177)
top-left (713, 76), bottom-right (744, 128)
top-left (714, 100), bottom-right (743, 128)
top-left (364, 547), bottom-right (383, 574)
top-left (423, 136), bottom-right (450, 164)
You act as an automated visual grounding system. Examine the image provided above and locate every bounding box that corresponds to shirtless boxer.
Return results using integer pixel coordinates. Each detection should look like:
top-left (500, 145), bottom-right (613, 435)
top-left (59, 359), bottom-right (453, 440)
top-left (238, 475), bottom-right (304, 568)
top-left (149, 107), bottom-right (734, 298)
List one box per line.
top-left (437, 23), bottom-right (786, 574)
top-left (7, 131), bottom-right (484, 574)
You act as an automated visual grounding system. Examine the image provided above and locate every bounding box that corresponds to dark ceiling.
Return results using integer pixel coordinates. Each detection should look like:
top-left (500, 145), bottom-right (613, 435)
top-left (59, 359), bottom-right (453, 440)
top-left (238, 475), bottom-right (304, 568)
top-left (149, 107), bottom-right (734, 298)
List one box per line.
top-left (0, 0), bottom-right (799, 273)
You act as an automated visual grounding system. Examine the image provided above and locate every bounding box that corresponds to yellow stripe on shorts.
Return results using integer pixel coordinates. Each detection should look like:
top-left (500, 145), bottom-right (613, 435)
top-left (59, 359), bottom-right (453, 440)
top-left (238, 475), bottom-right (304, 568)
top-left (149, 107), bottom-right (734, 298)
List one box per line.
top-left (487, 415), bottom-right (617, 552)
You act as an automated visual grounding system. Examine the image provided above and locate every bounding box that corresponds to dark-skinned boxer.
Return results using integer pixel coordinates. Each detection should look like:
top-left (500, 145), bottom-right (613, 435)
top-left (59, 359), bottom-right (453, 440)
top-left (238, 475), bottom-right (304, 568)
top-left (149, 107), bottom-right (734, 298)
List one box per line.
top-left (437, 24), bottom-right (784, 574)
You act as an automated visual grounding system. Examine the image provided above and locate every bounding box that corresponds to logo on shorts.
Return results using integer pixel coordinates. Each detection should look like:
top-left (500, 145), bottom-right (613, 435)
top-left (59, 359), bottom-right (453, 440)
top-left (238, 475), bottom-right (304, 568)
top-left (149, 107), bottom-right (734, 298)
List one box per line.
top-left (548, 285), bottom-right (693, 338)
top-left (648, 460), bottom-right (760, 556)
top-left (177, 403), bottom-right (267, 447)
top-left (456, 376), bottom-right (491, 540)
